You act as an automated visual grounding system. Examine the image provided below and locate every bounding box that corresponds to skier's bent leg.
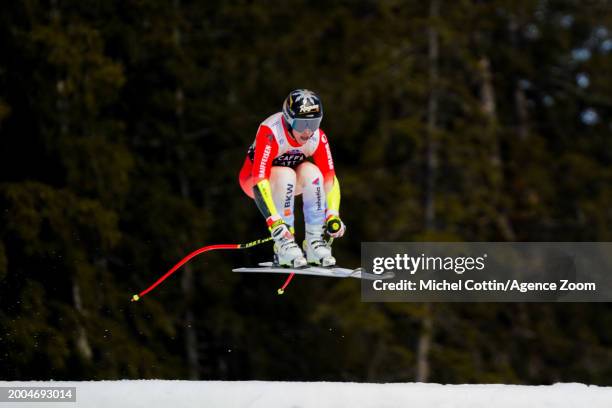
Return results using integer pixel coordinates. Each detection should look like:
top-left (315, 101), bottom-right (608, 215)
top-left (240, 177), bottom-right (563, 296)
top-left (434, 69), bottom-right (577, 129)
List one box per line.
top-left (296, 162), bottom-right (326, 226)
top-left (269, 166), bottom-right (296, 228)
top-left (296, 162), bottom-right (335, 266)
top-left (269, 166), bottom-right (306, 267)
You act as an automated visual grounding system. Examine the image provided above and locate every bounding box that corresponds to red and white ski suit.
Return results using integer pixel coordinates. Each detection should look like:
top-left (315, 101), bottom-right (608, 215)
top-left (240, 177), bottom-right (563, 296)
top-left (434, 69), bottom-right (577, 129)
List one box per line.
top-left (238, 112), bottom-right (341, 229)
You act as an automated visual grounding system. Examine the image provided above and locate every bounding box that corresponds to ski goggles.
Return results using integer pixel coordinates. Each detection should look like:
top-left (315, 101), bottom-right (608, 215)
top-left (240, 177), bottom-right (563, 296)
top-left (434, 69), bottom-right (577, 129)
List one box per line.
top-left (289, 116), bottom-right (322, 132)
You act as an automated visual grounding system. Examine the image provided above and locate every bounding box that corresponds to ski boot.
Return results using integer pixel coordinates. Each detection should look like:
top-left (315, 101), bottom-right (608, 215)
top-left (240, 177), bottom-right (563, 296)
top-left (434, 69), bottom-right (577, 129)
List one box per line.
top-left (271, 223), bottom-right (307, 268)
top-left (303, 224), bottom-right (336, 267)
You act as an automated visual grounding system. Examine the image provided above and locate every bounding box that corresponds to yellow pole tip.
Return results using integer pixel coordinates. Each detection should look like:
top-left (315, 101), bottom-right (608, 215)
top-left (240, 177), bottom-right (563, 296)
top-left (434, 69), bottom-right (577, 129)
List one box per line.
top-left (131, 294), bottom-right (140, 302)
top-left (277, 288), bottom-right (284, 295)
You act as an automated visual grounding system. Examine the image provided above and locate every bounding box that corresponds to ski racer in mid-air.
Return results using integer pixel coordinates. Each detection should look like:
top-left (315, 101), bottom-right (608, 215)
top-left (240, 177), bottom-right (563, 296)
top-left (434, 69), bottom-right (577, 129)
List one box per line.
top-left (238, 89), bottom-right (346, 268)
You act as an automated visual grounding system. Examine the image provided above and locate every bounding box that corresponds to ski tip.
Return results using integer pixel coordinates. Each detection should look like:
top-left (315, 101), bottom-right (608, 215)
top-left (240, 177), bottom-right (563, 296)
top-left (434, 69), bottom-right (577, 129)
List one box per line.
top-left (277, 288), bottom-right (284, 295)
top-left (131, 294), bottom-right (140, 302)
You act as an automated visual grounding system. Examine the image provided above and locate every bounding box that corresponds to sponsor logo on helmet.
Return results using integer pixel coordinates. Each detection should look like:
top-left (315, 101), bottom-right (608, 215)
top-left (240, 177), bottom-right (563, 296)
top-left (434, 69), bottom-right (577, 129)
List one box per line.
top-left (312, 177), bottom-right (320, 185)
top-left (299, 104), bottom-right (320, 114)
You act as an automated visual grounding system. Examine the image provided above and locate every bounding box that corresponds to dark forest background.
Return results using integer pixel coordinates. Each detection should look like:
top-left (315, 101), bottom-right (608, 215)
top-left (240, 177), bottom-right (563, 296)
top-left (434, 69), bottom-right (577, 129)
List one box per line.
top-left (1, 0), bottom-right (612, 384)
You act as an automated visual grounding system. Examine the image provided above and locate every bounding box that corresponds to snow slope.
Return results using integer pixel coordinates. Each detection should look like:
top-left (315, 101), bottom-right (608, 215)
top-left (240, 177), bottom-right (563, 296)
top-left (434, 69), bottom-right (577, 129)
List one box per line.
top-left (1, 381), bottom-right (611, 408)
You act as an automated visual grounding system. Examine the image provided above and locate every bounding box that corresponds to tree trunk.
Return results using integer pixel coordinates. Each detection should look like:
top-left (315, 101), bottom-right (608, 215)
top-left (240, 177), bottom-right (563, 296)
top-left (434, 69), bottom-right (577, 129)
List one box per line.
top-left (477, 56), bottom-right (517, 241)
top-left (174, 0), bottom-right (200, 380)
top-left (514, 84), bottom-right (529, 141)
top-left (416, 0), bottom-right (440, 383)
top-left (508, 15), bottom-right (530, 141)
top-left (181, 263), bottom-right (200, 379)
top-left (72, 278), bottom-right (92, 361)
top-left (416, 303), bottom-right (433, 382)
top-left (424, 0), bottom-right (440, 232)
top-left (53, 0), bottom-right (92, 364)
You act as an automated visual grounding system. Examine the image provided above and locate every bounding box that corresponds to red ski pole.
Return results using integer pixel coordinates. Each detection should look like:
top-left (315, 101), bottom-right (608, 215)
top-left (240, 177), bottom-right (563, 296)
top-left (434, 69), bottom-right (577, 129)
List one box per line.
top-left (131, 237), bottom-right (272, 302)
top-left (277, 273), bottom-right (295, 295)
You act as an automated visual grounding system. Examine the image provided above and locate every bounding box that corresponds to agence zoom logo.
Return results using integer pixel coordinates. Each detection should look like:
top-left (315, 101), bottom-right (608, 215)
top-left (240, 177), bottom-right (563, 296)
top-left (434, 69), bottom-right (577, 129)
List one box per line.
top-left (372, 253), bottom-right (488, 275)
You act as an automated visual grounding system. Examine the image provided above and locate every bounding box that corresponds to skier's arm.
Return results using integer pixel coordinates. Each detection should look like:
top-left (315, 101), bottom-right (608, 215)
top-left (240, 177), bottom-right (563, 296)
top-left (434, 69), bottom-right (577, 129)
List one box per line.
top-left (325, 175), bottom-right (341, 218)
top-left (251, 127), bottom-right (284, 230)
top-left (253, 179), bottom-right (284, 230)
top-left (312, 131), bottom-right (345, 237)
top-left (312, 130), bottom-right (341, 217)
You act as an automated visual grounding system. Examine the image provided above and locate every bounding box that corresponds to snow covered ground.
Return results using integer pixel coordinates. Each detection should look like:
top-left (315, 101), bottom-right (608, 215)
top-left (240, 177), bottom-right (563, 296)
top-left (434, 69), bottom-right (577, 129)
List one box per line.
top-left (1, 380), bottom-right (611, 407)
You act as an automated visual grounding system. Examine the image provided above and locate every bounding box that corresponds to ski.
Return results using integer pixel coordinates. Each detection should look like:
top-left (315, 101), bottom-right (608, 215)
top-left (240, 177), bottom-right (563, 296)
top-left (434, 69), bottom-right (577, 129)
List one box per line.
top-left (232, 262), bottom-right (395, 281)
